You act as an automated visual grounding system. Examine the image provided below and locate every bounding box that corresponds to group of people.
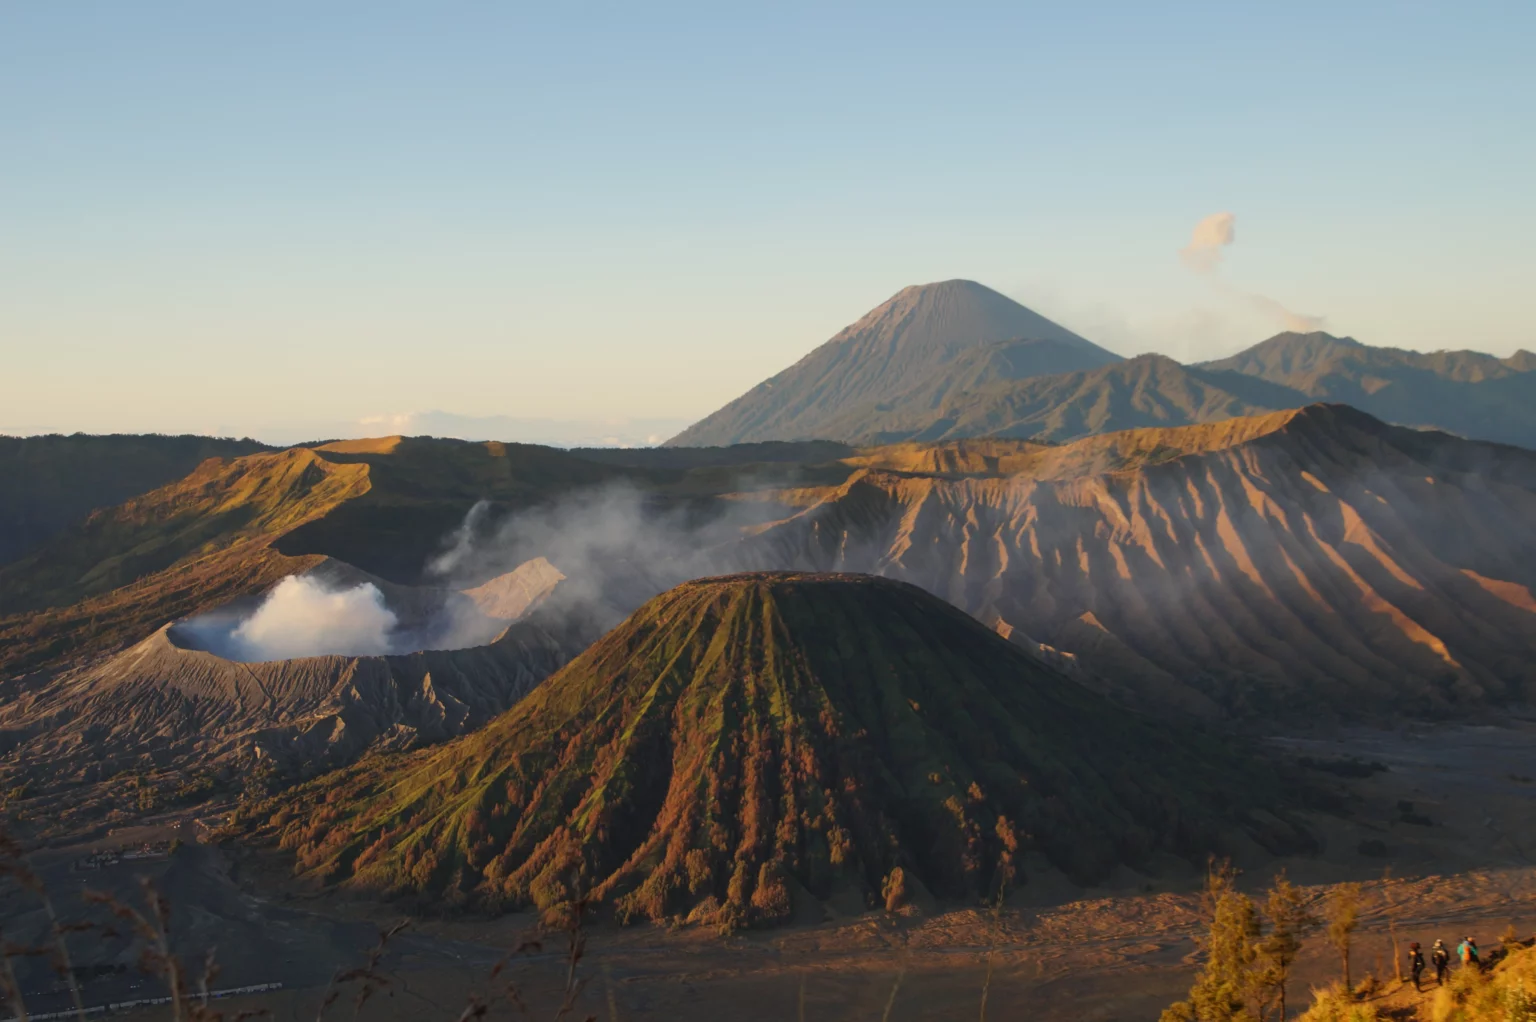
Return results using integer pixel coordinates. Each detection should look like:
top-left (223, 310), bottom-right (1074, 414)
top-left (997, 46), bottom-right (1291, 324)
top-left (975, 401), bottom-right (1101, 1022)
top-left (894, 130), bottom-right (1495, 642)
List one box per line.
top-left (1406, 937), bottom-right (1480, 990)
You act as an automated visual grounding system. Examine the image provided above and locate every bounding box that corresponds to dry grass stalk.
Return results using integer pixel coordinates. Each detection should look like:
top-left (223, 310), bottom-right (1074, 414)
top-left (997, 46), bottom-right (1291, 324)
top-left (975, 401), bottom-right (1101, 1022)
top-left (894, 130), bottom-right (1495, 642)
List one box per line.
top-left (82, 875), bottom-right (266, 1022)
top-left (312, 918), bottom-right (410, 1022)
top-left (1, 827), bottom-right (86, 1022)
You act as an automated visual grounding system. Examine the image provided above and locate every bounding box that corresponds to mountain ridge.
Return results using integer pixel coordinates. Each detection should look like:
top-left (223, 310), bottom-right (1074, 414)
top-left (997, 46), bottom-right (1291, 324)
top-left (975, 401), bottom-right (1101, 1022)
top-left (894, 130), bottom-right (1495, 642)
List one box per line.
top-left (666, 280), bottom-right (1119, 447)
top-left (250, 571), bottom-right (1302, 924)
top-left (0, 433), bottom-right (272, 566)
top-left (667, 283), bottom-right (1536, 449)
top-left (5, 405), bottom-right (1533, 726)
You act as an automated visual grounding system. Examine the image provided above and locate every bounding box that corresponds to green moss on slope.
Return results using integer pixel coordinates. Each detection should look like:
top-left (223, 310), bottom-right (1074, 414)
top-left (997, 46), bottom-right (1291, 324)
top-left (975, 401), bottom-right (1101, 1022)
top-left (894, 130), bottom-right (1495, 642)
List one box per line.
top-left (258, 572), bottom-right (1303, 927)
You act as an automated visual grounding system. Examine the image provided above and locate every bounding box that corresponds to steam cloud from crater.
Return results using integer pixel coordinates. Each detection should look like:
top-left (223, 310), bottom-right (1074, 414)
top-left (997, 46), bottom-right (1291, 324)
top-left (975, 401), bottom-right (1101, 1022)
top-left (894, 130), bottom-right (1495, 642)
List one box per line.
top-left (230, 576), bottom-right (399, 659)
top-left (427, 480), bottom-right (797, 630)
top-left (182, 575), bottom-right (402, 661)
top-left (1180, 212), bottom-right (1326, 333)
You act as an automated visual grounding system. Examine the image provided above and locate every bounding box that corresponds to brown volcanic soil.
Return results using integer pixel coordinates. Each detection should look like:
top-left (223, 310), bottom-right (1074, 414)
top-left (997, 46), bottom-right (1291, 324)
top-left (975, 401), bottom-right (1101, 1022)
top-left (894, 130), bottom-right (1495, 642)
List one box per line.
top-left (738, 404), bottom-right (1536, 719)
top-left (17, 721), bottom-right (1533, 1022)
top-left (0, 616), bottom-right (574, 839)
top-left (7, 404), bottom-right (1535, 727)
top-left (252, 572), bottom-right (1299, 928)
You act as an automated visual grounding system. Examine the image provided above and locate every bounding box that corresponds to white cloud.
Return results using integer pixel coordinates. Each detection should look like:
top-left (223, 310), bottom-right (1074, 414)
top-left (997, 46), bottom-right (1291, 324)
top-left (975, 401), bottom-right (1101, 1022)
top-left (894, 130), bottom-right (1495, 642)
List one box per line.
top-left (1179, 212), bottom-right (1326, 334)
top-left (1180, 211), bottom-right (1237, 273)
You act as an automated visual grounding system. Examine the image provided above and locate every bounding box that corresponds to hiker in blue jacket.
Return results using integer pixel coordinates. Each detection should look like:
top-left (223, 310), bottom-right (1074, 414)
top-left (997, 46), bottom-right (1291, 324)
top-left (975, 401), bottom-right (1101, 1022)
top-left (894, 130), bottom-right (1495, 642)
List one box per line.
top-left (1457, 936), bottom-right (1480, 971)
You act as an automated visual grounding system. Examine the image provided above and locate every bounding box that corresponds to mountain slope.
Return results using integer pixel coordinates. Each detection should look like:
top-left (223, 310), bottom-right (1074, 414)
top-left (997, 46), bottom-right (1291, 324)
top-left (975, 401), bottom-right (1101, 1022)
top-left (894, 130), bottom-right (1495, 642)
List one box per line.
top-left (667, 280), bottom-right (1118, 446)
top-left (0, 439), bottom-right (609, 676)
top-left (735, 405), bottom-right (1536, 718)
top-left (9, 407), bottom-right (1534, 730)
top-left (1205, 331), bottom-right (1536, 448)
top-left (255, 572), bottom-right (1300, 924)
top-left (0, 435), bottom-right (853, 677)
top-left (814, 353), bottom-right (1302, 444)
top-left (0, 433), bottom-right (271, 565)
top-left (0, 612), bottom-right (574, 835)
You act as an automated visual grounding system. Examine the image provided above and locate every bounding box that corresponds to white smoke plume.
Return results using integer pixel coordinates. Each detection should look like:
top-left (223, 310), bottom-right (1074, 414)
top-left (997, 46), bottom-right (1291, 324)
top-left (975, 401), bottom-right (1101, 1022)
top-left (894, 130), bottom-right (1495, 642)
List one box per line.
top-left (1180, 212), bottom-right (1326, 333)
top-left (203, 575), bottom-right (401, 661)
top-left (427, 480), bottom-right (797, 631)
top-left (182, 477), bottom-right (802, 662)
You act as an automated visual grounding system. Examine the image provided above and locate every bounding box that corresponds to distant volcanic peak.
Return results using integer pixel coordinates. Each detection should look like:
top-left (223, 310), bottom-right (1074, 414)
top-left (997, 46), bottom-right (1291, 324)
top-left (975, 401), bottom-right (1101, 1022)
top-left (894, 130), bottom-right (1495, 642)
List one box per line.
top-left (266, 570), bottom-right (1290, 926)
top-left (665, 279), bottom-right (1117, 447)
top-left (844, 278), bottom-right (1097, 351)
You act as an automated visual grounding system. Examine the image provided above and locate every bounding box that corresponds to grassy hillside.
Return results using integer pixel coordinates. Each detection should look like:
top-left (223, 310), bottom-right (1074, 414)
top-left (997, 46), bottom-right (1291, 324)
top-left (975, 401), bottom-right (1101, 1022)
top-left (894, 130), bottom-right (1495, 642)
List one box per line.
top-left (0, 433), bottom-right (270, 565)
top-left (250, 572), bottom-right (1303, 926)
top-left (0, 448), bottom-right (369, 617)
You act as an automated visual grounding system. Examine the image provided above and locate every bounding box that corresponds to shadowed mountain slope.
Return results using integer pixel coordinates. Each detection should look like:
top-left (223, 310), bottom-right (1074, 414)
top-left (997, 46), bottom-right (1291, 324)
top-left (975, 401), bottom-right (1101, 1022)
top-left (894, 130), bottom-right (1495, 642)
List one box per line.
top-left (0, 436), bottom-right (848, 677)
top-left (1204, 331), bottom-right (1536, 448)
top-left (254, 572), bottom-right (1301, 926)
top-left (737, 405), bottom-right (1536, 718)
top-left (0, 447), bottom-right (373, 675)
top-left (0, 433), bottom-right (271, 565)
top-left (814, 353), bottom-right (1299, 444)
top-left (667, 281), bottom-right (1118, 447)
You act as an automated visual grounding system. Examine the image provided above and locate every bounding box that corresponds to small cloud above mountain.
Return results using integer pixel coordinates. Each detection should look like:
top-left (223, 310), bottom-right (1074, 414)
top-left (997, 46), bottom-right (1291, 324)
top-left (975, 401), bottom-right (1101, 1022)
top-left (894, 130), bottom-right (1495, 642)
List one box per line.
top-left (1180, 212), bottom-right (1325, 334)
top-left (1180, 211), bottom-right (1237, 272)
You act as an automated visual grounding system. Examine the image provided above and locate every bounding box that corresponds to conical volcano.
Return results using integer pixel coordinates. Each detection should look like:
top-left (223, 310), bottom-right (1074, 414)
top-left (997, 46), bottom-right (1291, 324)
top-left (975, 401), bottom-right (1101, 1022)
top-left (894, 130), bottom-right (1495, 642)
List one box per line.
top-left (667, 280), bottom-right (1119, 446)
top-left (264, 572), bottom-right (1299, 926)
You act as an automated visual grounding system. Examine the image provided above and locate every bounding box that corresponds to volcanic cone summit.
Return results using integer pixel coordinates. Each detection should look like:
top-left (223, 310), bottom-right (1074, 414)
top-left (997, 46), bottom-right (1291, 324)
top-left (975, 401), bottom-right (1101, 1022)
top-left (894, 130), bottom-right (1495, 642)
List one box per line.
top-left (667, 280), bottom-right (1119, 446)
top-left (261, 571), bottom-right (1302, 927)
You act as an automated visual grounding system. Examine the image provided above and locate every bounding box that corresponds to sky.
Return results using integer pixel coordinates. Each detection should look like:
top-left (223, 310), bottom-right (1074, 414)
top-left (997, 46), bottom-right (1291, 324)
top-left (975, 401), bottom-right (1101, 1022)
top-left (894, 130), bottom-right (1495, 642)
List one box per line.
top-left (3, 2), bottom-right (1533, 443)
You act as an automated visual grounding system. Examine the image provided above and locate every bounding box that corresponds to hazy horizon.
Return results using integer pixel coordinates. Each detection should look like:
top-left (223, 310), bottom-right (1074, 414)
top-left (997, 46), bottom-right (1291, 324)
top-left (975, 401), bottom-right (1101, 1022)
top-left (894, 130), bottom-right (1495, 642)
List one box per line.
top-left (4, 3), bottom-right (1533, 440)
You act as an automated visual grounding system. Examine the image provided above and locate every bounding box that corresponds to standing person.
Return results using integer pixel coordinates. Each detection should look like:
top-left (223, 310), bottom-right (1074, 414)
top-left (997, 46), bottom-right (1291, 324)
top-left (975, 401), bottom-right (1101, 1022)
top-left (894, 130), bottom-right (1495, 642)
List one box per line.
top-left (1432, 939), bottom-right (1450, 985)
top-left (1458, 936), bottom-right (1480, 970)
top-left (1407, 942), bottom-right (1425, 991)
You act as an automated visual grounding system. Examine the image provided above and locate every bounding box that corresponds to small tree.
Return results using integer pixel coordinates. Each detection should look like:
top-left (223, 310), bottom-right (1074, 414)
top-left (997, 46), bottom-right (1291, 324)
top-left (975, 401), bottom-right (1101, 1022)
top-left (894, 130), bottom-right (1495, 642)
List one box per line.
top-left (1326, 883), bottom-right (1363, 992)
top-left (1257, 872), bottom-right (1318, 1021)
top-left (1162, 861), bottom-right (1263, 1022)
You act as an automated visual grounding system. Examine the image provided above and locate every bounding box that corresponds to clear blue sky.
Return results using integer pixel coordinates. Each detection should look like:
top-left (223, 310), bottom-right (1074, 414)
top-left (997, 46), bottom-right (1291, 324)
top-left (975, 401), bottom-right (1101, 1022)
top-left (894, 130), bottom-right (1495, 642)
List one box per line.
top-left (3, 2), bottom-right (1532, 440)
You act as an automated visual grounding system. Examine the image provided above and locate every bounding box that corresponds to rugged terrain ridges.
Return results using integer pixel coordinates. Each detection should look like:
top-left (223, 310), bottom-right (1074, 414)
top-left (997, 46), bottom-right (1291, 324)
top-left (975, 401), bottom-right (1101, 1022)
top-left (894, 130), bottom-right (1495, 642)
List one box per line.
top-left (0, 607), bottom-right (577, 832)
top-left (0, 433), bottom-right (271, 566)
top-left (5, 405), bottom-right (1533, 732)
top-left (739, 405), bottom-right (1536, 717)
top-left (257, 572), bottom-right (1300, 926)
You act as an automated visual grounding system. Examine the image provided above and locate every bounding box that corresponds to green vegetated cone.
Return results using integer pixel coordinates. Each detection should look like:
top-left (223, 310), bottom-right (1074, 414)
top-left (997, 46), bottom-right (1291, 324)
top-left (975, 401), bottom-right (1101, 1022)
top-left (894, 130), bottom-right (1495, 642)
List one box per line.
top-left (259, 572), bottom-right (1300, 927)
